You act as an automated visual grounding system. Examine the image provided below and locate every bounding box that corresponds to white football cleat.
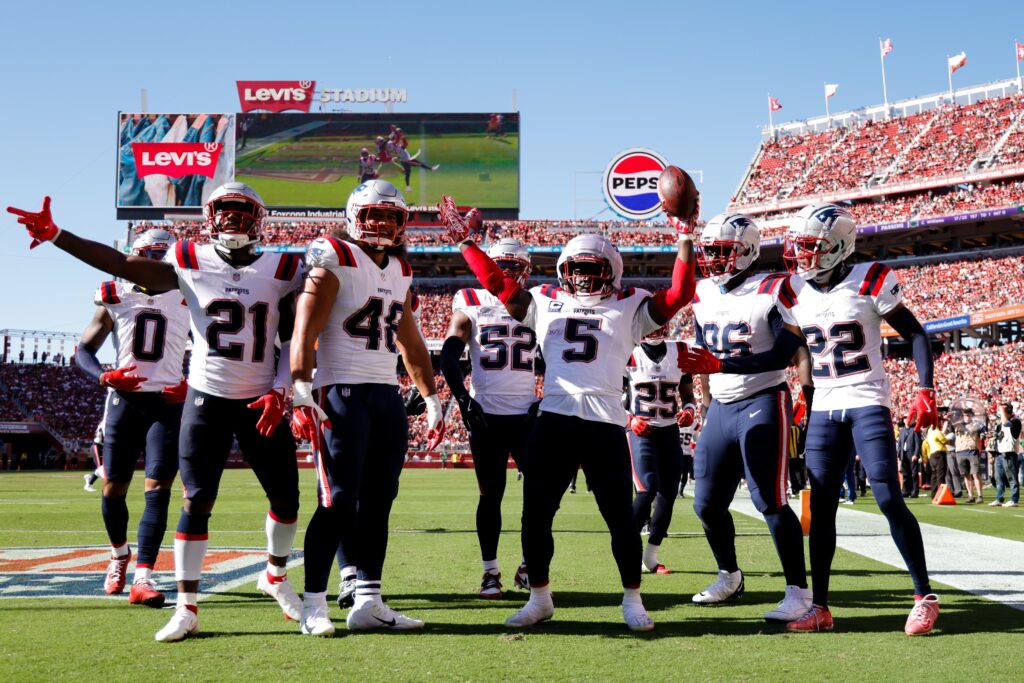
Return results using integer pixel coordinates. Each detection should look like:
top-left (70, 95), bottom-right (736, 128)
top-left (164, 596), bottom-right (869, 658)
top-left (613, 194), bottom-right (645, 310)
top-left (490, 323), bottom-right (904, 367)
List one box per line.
top-left (257, 572), bottom-right (302, 621)
top-left (505, 600), bottom-right (554, 628)
top-left (336, 575), bottom-right (357, 609)
top-left (346, 601), bottom-right (424, 631)
top-left (300, 604), bottom-right (336, 637)
top-left (692, 569), bottom-right (744, 605)
top-left (623, 601), bottom-right (655, 632)
top-left (764, 585), bottom-right (812, 623)
top-left (155, 605), bottom-right (199, 642)
top-left (83, 475), bottom-right (96, 492)
top-left (513, 564), bottom-right (529, 590)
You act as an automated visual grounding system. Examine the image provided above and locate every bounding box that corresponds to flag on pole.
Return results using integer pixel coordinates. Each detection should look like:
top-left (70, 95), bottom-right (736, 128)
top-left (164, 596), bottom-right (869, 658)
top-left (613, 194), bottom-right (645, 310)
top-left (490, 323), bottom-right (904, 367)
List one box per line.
top-left (769, 97), bottom-right (782, 112)
top-left (824, 83), bottom-right (839, 99)
top-left (948, 52), bottom-right (967, 73)
top-left (881, 38), bottom-right (893, 57)
top-left (1017, 42), bottom-right (1024, 61)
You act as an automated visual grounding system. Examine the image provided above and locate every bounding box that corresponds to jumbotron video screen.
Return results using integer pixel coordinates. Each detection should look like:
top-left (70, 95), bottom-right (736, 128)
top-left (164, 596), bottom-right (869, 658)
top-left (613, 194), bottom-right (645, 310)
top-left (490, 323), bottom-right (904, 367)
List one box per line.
top-left (234, 112), bottom-right (519, 210)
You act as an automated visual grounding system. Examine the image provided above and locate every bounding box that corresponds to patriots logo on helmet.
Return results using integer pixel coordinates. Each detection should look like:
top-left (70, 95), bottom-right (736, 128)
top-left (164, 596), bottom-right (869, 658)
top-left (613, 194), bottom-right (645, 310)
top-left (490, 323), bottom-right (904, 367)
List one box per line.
top-left (814, 206), bottom-right (847, 229)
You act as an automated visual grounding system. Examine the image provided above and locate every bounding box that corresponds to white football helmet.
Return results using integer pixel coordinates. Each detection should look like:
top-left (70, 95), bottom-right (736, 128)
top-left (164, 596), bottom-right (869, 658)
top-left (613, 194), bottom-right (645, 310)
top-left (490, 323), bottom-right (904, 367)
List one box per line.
top-left (131, 228), bottom-right (176, 260)
top-left (784, 203), bottom-right (857, 280)
top-left (556, 233), bottom-right (623, 306)
top-left (487, 238), bottom-right (531, 285)
top-left (697, 213), bottom-right (760, 285)
top-left (346, 179), bottom-right (408, 248)
top-left (643, 322), bottom-right (671, 343)
top-left (203, 182), bottom-right (266, 251)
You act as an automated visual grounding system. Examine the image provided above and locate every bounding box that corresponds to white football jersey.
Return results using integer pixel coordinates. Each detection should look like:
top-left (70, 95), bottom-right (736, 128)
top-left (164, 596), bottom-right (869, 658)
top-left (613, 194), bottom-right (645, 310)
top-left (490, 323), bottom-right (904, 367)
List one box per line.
top-left (358, 155), bottom-right (377, 177)
top-left (169, 241), bottom-right (303, 399)
top-left (95, 280), bottom-right (190, 391)
top-left (522, 284), bottom-right (658, 426)
top-left (679, 424), bottom-right (697, 457)
top-left (452, 288), bottom-right (538, 415)
top-left (625, 341), bottom-right (689, 428)
top-left (692, 273), bottom-right (791, 404)
top-left (306, 236), bottom-right (413, 389)
top-left (780, 262), bottom-right (902, 411)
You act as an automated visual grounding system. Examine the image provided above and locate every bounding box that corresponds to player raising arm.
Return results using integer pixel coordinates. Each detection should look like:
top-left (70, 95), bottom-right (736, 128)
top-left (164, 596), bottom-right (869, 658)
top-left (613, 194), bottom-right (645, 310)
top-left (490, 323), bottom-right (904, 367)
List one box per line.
top-left (679, 204), bottom-right (940, 636)
top-left (289, 180), bottom-right (445, 637)
top-left (436, 192), bottom-right (697, 632)
top-left (9, 184), bottom-right (306, 642)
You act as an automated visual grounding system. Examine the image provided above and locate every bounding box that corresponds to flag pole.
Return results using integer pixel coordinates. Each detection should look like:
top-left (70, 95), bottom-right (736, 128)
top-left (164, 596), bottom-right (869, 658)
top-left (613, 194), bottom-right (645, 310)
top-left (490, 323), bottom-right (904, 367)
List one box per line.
top-left (824, 83), bottom-right (831, 127)
top-left (879, 38), bottom-right (890, 118)
top-left (1017, 39), bottom-right (1022, 91)
top-left (768, 93), bottom-right (775, 138)
top-left (947, 56), bottom-right (954, 102)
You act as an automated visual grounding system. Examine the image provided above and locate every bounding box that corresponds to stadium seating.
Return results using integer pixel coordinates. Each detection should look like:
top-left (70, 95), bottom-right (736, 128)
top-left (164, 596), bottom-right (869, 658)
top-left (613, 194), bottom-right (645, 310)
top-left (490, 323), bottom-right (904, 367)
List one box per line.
top-left (0, 364), bottom-right (105, 443)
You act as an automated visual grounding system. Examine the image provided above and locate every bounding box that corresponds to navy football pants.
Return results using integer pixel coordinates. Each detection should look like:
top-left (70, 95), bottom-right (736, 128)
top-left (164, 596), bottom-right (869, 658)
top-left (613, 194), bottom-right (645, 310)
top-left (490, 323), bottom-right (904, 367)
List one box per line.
top-left (470, 412), bottom-right (531, 563)
top-left (628, 424), bottom-right (683, 545)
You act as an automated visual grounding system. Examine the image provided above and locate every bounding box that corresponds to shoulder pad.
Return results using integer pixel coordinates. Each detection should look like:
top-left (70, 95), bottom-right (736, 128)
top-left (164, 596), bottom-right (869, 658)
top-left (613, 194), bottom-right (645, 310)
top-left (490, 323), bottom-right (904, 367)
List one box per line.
top-left (274, 253), bottom-right (301, 281)
top-left (96, 281), bottom-right (121, 305)
top-left (858, 262), bottom-right (892, 296)
top-left (758, 273), bottom-right (787, 295)
top-left (616, 287), bottom-right (636, 301)
top-left (538, 284), bottom-right (561, 299)
top-left (174, 241), bottom-right (199, 270)
top-left (396, 257), bottom-right (412, 277)
top-left (307, 237), bottom-right (357, 269)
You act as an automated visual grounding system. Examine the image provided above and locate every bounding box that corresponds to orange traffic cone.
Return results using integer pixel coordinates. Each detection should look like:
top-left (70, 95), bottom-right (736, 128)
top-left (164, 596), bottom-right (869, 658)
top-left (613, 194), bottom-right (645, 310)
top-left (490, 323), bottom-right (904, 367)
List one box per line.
top-left (799, 489), bottom-right (811, 535)
top-left (931, 483), bottom-right (956, 505)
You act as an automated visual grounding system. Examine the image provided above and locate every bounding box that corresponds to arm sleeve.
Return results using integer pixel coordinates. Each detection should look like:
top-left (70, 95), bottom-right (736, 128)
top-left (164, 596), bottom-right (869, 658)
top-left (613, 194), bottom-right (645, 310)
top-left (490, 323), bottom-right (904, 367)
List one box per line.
top-left (648, 258), bottom-right (696, 321)
top-left (885, 305), bottom-right (933, 388)
top-left (461, 243), bottom-right (524, 307)
top-left (719, 329), bottom-right (805, 375)
top-left (74, 345), bottom-right (105, 383)
top-left (440, 336), bottom-right (470, 402)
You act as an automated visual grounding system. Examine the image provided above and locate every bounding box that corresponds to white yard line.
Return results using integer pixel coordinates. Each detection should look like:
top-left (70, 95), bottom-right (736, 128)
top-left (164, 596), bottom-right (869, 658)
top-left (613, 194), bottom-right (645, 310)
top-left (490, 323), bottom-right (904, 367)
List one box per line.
top-left (729, 492), bottom-right (1024, 611)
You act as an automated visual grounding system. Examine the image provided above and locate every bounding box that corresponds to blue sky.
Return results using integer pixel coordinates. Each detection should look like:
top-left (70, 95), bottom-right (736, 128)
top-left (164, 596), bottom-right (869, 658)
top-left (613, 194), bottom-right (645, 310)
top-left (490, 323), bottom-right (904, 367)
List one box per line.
top-left (2, 0), bottom-right (1022, 347)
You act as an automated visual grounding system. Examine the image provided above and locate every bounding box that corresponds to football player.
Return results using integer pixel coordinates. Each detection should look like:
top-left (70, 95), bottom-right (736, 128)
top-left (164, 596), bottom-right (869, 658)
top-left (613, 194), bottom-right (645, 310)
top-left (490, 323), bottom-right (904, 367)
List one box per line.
top-left (441, 237), bottom-right (537, 599)
top-left (678, 418), bottom-right (696, 498)
top-left (83, 415), bottom-right (107, 492)
top-left (624, 323), bottom-right (695, 575)
top-left (9, 184), bottom-right (306, 642)
top-left (73, 228), bottom-right (190, 607)
top-left (387, 136), bottom-right (439, 192)
top-left (357, 148), bottom-right (380, 184)
top-left (438, 195), bottom-right (698, 632)
top-left (684, 213), bottom-right (812, 623)
top-left (680, 203), bottom-right (940, 636)
top-left (290, 180), bottom-right (446, 636)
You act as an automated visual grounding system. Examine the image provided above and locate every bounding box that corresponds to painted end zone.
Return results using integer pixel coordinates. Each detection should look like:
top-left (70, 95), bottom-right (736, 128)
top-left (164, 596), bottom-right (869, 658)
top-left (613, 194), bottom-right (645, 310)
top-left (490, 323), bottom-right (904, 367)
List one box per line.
top-left (0, 547), bottom-right (303, 600)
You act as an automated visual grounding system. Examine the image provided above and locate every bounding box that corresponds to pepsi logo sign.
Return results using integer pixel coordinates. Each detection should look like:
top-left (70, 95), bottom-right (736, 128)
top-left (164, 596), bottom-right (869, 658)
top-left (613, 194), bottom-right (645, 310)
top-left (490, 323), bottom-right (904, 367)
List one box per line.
top-left (602, 148), bottom-right (668, 220)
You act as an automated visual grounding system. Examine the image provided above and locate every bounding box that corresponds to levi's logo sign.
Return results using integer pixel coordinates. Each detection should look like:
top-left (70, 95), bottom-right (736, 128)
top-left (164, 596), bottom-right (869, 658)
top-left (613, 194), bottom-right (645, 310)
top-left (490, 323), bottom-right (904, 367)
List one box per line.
top-left (132, 142), bottom-right (222, 179)
top-left (236, 80), bottom-right (316, 112)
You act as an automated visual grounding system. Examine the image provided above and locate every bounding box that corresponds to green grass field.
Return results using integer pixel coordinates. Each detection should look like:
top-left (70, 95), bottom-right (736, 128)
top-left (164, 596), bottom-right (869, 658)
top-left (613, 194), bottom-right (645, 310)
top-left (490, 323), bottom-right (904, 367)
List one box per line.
top-left (235, 133), bottom-right (519, 208)
top-left (1, 470), bottom-right (1022, 682)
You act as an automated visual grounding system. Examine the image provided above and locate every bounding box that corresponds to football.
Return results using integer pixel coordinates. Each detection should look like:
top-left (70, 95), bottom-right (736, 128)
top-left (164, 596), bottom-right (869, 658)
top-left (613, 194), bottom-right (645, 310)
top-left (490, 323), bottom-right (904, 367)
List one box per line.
top-left (465, 207), bottom-right (483, 230)
top-left (657, 165), bottom-right (699, 219)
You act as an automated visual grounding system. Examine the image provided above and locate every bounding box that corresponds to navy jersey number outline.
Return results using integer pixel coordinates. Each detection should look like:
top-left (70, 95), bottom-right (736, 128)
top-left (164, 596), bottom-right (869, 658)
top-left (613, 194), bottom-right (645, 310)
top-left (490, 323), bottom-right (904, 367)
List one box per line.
top-left (632, 380), bottom-right (679, 418)
top-left (701, 321), bottom-right (753, 359)
top-left (802, 320), bottom-right (869, 378)
top-left (478, 324), bottom-right (536, 371)
top-left (131, 311), bottom-right (168, 362)
top-left (205, 299), bottom-right (270, 362)
top-left (562, 318), bottom-right (601, 363)
top-left (344, 297), bottom-right (403, 353)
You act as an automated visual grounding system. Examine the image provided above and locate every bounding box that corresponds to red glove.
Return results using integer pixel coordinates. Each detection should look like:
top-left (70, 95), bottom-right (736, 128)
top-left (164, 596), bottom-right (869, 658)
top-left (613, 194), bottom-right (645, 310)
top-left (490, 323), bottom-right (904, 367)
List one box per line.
top-left (627, 415), bottom-right (652, 437)
top-left (247, 389), bottom-right (285, 438)
top-left (161, 379), bottom-right (188, 404)
top-left (677, 404), bottom-right (696, 428)
top-left (437, 195), bottom-right (471, 244)
top-left (101, 365), bottom-right (148, 392)
top-left (291, 380), bottom-right (331, 444)
top-left (678, 345), bottom-right (723, 375)
top-left (7, 196), bottom-right (61, 249)
top-left (907, 388), bottom-right (938, 431)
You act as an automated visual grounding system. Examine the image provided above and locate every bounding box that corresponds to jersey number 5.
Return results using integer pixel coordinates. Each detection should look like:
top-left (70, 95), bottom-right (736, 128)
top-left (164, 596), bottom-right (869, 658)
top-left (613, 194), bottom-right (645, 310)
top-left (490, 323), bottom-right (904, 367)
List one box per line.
top-left (562, 318), bottom-right (600, 363)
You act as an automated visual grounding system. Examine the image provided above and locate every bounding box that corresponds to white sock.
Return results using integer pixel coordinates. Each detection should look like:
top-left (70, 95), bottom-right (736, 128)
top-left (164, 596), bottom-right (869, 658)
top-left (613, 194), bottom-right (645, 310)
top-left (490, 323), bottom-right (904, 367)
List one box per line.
top-left (266, 562), bottom-right (287, 578)
top-left (483, 559), bottom-right (500, 575)
top-left (173, 535), bottom-right (207, 583)
top-left (178, 592), bottom-right (198, 607)
top-left (643, 542), bottom-right (660, 570)
top-left (623, 587), bottom-right (642, 605)
top-left (339, 565), bottom-right (356, 581)
top-left (265, 512), bottom-right (297, 558)
top-left (530, 584), bottom-right (552, 604)
top-left (303, 590), bottom-right (327, 607)
top-left (353, 579), bottom-right (382, 608)
top-left (94, 467), bottom-right (104, 479)
top-left (134, 566), bottom-right (152, 583)
top-left (111, 542), bottom-right (130, 558)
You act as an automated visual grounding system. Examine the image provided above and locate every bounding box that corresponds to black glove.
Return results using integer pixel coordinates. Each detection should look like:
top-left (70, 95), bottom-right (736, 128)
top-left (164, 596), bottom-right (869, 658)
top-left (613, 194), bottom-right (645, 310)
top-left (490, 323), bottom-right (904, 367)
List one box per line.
top-left (457, 394), bottom-right (488, 433)
top-left (527, 400), bottom-right (541, 422)
top-left (404, 387), bottom-right (426, 416)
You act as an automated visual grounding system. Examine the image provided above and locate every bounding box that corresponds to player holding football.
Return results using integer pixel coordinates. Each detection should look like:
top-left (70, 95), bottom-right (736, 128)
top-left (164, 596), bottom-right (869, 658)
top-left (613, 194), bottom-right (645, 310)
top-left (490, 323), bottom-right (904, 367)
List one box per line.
top-left (684, 213), bottom-right (812, 622)
top-left (680, 203), bottom-right (941, 635)
top-left (624, 324), bottom-right (696, 575)
top-left (289, 180), bottom-right (446, 636)
top-left (438, 194), bottom-right (698, 632)
top-left (74, 228), bottom-right (190, 607)
top-left (441, 237), bottom-right (538, 598)
top-left (9, 183), bottom-right (306, 642)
